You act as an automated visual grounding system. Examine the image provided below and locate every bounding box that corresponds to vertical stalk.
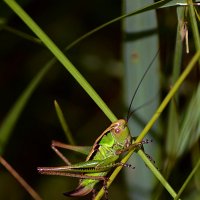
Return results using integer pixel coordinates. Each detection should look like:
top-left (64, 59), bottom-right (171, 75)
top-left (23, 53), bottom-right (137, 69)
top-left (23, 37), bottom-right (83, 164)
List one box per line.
top-left (122, 0), bottom-right (160, 199)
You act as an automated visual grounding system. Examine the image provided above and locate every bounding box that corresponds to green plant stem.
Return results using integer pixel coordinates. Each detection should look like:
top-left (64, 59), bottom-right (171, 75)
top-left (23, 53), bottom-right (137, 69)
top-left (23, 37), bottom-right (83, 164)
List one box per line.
top-left (0, 60), bottom-right (53, 154)
top-left (3, 25), bottom-right (42, 44)
top-left (165, 6), bottom-right (184, 159)
top-left (3, 0), bottom-right (116, 122)
top-left (138, 151), bottom-right (178, 198)
top-left (95, 51), bottom-right (200, 199)
top-left (54, 100), bottom-right (76, 145)
top-left (136, 51), bottom-right (200, 142)
top-left (174, 157), bottom-right (200, 200)
top-left (64, 0), bottom-right (171, 50)
top-left (187, 0), bottom-right (200, 56)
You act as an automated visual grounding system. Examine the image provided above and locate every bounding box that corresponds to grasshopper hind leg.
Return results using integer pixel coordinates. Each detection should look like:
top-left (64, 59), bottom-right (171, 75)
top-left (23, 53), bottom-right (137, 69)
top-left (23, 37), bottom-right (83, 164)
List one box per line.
top-left (51, 140), bottom-right (71, 165)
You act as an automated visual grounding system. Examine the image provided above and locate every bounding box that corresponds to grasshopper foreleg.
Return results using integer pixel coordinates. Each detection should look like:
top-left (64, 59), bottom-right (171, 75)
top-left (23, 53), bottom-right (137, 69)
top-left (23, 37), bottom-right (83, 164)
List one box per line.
top-left (104, 162), bottom-right (135, 170)
top-left (116, 139), bottom-right (152, 155)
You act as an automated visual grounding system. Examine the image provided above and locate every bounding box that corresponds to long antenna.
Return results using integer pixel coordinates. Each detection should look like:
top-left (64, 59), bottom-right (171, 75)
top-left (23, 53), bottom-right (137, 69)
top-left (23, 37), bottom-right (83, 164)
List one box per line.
top-left (126, 50), bottom-right (160, 121)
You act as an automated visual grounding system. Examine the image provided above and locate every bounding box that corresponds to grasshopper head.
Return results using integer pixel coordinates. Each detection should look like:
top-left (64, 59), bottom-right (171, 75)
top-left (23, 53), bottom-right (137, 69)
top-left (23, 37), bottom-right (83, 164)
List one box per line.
top-left (110, 119), bottom-right (132, 148)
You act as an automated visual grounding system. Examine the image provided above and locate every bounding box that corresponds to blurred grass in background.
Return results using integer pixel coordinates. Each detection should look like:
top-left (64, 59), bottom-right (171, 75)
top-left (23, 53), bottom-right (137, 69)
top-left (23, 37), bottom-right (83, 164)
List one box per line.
top-left (0, 0), bottom-right (200, 200)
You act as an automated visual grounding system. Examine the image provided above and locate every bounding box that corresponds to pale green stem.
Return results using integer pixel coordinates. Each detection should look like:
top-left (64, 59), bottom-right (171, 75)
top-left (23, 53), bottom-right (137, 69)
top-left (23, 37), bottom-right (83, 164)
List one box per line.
top-left (3, 0), bottom-right (117, 122)
top-left (95, 51), bottom-right (200, 199)
top-left (174, 158), bottom-right (200, 200)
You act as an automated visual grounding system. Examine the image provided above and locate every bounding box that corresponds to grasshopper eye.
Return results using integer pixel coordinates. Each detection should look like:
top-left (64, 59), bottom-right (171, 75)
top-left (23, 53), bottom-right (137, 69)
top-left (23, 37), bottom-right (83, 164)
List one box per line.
top-left (115, 128), bottom-right (121, 134)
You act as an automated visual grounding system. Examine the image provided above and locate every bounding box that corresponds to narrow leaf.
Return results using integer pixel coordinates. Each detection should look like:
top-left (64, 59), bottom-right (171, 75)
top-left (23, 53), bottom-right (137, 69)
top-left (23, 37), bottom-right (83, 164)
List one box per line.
top-left (54, 100), bottom-right (76, 145)
top-left (0, 62), bottom-right (53, 154)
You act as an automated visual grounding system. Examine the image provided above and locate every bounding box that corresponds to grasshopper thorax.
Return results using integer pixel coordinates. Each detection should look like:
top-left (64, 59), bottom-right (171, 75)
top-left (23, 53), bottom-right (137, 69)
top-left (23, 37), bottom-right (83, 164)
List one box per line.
top-left (109, 119), bottom-right (132, 148)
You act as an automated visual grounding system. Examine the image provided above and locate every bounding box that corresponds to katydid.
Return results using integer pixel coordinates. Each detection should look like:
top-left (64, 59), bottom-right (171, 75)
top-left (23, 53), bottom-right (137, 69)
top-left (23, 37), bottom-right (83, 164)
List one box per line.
top-left (38, 120), bottom-right (150, 198)
top-left (37, 51), bottom-right (159, 199)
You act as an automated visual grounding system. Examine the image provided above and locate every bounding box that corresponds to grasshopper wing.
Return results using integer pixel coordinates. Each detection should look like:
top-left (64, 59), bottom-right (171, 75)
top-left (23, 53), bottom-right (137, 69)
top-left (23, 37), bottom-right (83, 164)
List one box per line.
top-left (64, 183), bottom-right (94, 197)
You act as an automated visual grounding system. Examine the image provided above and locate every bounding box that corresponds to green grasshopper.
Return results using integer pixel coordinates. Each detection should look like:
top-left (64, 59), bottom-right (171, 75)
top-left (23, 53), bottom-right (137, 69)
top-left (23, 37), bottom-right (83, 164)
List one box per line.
top-left (37, 120), bottom-right (150, 199)
top-left (37, 52), bottom-right (159, 199)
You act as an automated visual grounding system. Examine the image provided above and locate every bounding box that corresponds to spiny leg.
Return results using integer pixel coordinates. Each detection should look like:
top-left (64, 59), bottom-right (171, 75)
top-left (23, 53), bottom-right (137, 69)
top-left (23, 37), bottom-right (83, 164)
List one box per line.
top-left (134, 139), bottom-right (159, 170)
top-left (93, 162), bottom-right (135, 172)
top-left (38, 168), bottom-right (109, 197)
top-left (38, 168), bottom-right (107, 181)
top-left (120, 162), bottom-right (135, 170)
top-left (92, 188), bottom-right (97, 200)
top-left (131, 139), bottom-right (159, 170)
top-left (103, 178), bottom-right (109, 200)
top-left (92, 163), bottom-right (135, 200)
top-left (52, 140), bottom-right (91, 155)
top-left (51, 141), bottom-right (71, 165)
top-left (131, 139), bottom-right (159, 169)
top-left (52, 140), bottom-right (74, 149)
top-left (108, 162), bottom-right (135, 170)
top-left (145, 153), bottom-right (159, 170)
top-left (116, 139), bottom-right (152, 155)
top-left (93, 177), bottom-right (109, 200)
top-left (145, 153), bottom-right (155, 164)
top-left (51, 140), bottom-right (91, 165)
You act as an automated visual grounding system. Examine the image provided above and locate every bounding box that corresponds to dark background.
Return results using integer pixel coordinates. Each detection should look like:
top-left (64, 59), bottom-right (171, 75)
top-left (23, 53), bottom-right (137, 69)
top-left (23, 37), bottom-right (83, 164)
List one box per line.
top-left (0, 1), bottom-right (199, 200)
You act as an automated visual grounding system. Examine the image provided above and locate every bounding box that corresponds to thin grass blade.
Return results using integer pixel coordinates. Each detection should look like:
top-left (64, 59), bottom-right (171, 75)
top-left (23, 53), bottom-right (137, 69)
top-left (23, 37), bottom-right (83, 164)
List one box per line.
top-left (177, 83), bottom-right (200, 156)
top-left (54, 100), bottom-right (76, 145)
top-left (0, 61), bottom-right (53, 154)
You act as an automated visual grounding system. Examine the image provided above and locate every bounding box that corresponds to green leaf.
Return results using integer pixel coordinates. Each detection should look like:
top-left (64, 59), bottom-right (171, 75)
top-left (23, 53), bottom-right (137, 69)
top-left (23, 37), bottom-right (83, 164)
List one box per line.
top-left (177, 84), bottom-right (200, 156)
top-left (0, 62), bottom-right (52, 154)
top-left (3, 0), bottom-right (117, 123)
top-left (54, 100), bottom-right (76, 145)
